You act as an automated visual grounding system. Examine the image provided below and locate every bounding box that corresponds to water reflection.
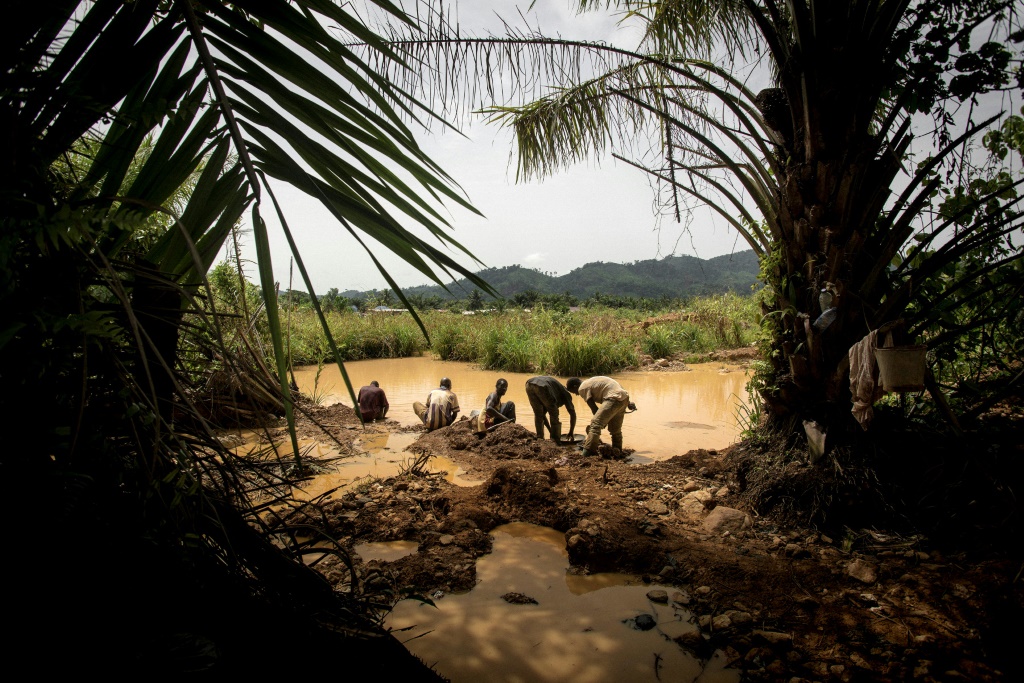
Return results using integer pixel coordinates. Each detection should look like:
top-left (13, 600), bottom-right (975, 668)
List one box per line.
top-left (387, 522), bottom-right (740, 683)
top-left (355, 540), bottom-right (419, 563)
top-left (293, 357), bottom-right (750, 460)
top-left (230, 430), bottom-right (480, 495)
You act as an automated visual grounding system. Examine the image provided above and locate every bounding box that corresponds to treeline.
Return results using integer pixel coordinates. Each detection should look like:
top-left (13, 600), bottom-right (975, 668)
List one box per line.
top-left (277, 285), bottom-right (713, 314)
top-left (332, 250), bottom-right (761, 305)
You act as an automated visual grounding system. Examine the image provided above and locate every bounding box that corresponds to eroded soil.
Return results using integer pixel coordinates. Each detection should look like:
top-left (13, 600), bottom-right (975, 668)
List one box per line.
top-left (267, 384), bottom-right (1023, 683)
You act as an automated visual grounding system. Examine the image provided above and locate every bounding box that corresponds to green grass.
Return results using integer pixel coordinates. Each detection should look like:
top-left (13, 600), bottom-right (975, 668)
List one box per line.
top-left (261, 293), bottom-right (759, 376)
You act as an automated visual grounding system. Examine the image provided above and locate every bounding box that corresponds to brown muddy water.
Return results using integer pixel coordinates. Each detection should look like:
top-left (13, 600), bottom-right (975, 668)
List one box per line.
top-left (258, 360), bottom-right (751, 681)
top-left (385, 522), bottom-right (740, 683)
top-left (292, 356), bottom-right (751, 463)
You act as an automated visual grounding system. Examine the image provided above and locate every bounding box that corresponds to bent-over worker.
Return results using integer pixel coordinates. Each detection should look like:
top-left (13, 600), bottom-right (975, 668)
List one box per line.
top-left (566, 376), bottom-right (631, 456)
top-left (525, 376), bottom-right (577, 444)
top-left (357, 380), bottom-right (389, 422)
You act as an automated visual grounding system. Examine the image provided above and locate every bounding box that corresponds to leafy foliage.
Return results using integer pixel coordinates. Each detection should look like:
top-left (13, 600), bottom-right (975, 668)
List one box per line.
top-left (0, 1), bottom-right (488, 673)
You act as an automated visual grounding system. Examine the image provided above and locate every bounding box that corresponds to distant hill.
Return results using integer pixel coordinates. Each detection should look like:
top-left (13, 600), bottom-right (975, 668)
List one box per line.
top-left (343, 250), bottom-right (761, 301)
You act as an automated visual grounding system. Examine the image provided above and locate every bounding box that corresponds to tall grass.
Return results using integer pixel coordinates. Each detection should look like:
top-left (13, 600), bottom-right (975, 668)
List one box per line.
top-left (267, 293), bottom-right (759, 375)
top-left (641, 326), bottom-right (677, 358)
top-left (546, 334), bottom-right (638, 376)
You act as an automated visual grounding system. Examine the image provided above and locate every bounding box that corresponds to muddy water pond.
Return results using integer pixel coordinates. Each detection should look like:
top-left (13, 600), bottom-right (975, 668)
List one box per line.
top-left (293, 356), bottom-right (750, 462)
top-left (385, 522), bottom-right (740, 683)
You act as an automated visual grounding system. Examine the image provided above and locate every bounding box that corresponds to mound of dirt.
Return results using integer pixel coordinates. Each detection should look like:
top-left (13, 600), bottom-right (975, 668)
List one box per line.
top-left (410, 419), bottom-right (566, 460)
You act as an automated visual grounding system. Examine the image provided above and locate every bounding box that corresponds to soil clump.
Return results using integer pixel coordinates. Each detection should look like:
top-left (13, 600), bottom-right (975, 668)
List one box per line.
top-left (268, 387), bottom-right (1023, 683)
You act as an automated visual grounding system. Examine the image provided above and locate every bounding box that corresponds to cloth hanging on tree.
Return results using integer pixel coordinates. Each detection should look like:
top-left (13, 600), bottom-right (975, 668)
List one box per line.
top-left (849, 330), bottom-right (888, 430)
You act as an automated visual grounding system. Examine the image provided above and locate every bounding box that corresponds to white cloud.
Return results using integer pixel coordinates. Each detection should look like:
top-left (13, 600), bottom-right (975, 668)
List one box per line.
top-left (522, 253), bottom-right (546, 264)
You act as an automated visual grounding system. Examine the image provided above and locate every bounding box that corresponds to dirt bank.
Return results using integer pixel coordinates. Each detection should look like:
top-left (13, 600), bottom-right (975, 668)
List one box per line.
top-left (272, 376), bottom-right (1022, 683)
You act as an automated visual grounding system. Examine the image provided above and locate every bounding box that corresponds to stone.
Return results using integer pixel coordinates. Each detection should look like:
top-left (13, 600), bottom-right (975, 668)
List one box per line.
top-left (846, 558), bottom-right (879, 584)
top-left (646, 589), bottom-right (669, 603)
top-left (696, 585), bottom-right (712, 595)
top-left (671, 591), bottom-right (692, 605)
top-left (711, 614), bottom-right (732, 630)
top-left (501, 592), bottom-right (538, 605)
top-left (753, 629), bottom-right (793, 645)
top-left (645, 500), bottom-right (670, 515)
top-left (725, 610), bottom-right (753, 626)
top-left (785, 543), bottom-right (808, 558)
top-left (629, 614), bottom-right (657, 631)
top-left (673, 630), bottom-right (705, 650)
top-left (702, 505), bottom-right (752, 534)
top-left (679, 490), bottom-right (713, 517)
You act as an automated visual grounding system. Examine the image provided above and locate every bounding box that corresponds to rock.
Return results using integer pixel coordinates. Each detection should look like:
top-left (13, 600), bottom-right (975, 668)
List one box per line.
top-left (846, 558), bottom-right (879, 584)
top-left (680, 490), bottom-right (713, 517)
top-left (702, 505), bottom-right (752, 534)
top-left (784, 543), bottom-right (808, 558)
top-left (501, 592), bottom-right (538, 605)
top-left (673, 630), bottom-right (705, 651)
top-left (682, 480), bottom-right (700, 492)
top-left (753, 629), bottom-right (793, 645)
top-left (628, 614), bottom-right (657, 631)
top-left (646, 589), bottom-right (669, 603)
top-left (696, 585), bottom-right (712, 595)
top-left (439, 534), bottom-right (454, 545)
top-left (725, 610), bottom-right (753, 626)
top-left (715, 485), bottom-right (731, 497)
top-left (567, 534), bottom-right (586, 549)
top-left (645, 500), bottom-right (670, 516)
top-left (671, 591), bottom-right (692, 606)
top-left (711, 614), bottom-right (732, 630)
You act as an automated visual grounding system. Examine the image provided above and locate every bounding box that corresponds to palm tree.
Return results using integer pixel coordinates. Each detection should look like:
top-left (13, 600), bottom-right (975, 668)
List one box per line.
top-left (2, 0), bottom-right (489, 674)
top-left (372, 0), bottom-right (1023, 439)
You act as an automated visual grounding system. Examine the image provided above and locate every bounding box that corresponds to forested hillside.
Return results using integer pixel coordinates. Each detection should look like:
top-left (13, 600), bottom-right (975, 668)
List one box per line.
top-left (343, 250), bottom-right (760, 301)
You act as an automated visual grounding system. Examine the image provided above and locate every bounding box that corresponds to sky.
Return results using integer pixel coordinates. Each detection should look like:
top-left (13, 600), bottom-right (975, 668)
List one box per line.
top-left (229, 1), bottom-right (750, 295)
top-left (228, 2), bottom-right (1019, 296)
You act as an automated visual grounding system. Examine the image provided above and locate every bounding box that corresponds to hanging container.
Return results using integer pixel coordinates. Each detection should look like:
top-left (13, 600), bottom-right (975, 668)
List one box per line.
top-left (874, 345), bottom-right (928, 392)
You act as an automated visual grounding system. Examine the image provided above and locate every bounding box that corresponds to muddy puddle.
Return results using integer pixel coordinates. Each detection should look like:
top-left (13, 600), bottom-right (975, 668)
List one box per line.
top-left (228, 429), bottom-right (482, 499)
top-left (386, 522), bottom-right (740, 683)
top-left (293, 356), bottom-right (750, 461)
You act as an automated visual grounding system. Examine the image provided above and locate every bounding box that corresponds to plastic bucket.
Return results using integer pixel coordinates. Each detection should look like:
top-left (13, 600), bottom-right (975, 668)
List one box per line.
top-left (874, 345), bottom-right (927, 392)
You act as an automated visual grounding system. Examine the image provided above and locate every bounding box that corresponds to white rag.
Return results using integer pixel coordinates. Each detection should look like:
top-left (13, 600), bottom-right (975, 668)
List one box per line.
top-left (849, 330), bottom-right (885, 430)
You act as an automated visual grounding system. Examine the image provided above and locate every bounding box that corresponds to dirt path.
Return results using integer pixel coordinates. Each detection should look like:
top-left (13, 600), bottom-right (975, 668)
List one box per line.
top-left (274, 384), bottom-right (1020, 682)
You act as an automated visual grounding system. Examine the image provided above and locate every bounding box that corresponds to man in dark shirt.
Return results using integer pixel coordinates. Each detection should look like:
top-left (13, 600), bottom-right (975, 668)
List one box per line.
top-left (524, 376), bottom-right (576, 444)
top-left (357, 380), bottom-right (389, 422)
